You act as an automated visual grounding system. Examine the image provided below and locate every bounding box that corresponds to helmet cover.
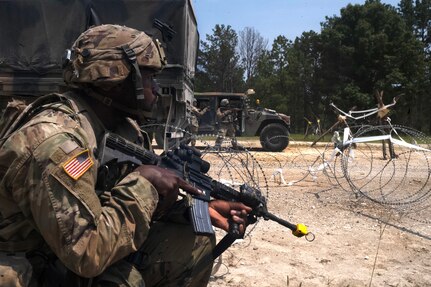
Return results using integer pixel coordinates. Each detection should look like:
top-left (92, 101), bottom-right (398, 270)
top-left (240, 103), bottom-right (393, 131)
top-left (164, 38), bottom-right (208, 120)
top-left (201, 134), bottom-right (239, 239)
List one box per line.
top-left (220, 99), bottom-right (229, 107)
top-left (64, 24), bottom-right (166, 86)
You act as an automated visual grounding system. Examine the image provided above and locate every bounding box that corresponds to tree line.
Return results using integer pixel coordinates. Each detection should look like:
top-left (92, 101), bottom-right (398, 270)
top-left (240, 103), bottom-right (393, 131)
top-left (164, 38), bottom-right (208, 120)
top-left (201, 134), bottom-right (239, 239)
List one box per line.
top-left (195, 0), bottom-right (431, 134)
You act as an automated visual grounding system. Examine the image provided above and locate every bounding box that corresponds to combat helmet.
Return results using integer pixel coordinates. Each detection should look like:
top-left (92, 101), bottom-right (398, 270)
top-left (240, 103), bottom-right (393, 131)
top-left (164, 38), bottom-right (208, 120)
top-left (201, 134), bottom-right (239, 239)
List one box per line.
top-left (220, 99), bottom-right (229, 107)
top-left (63, 24), bottom-right (167, 111)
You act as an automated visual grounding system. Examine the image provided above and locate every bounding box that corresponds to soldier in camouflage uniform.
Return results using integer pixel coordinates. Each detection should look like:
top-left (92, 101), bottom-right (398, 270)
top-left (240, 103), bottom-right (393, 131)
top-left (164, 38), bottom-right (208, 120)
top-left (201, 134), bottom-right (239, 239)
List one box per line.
top-left (214, 99), bottom-right (240, 150)
top-left (0, 24), bottom-right (251, 287)
top-left (189, 99), bottom-right (208, 147)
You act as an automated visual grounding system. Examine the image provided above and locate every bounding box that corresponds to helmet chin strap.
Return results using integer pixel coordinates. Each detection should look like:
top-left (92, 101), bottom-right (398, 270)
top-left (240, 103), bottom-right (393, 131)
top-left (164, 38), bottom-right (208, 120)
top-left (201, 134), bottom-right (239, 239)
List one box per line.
top-left (121, 44), bottom-right (146, 107)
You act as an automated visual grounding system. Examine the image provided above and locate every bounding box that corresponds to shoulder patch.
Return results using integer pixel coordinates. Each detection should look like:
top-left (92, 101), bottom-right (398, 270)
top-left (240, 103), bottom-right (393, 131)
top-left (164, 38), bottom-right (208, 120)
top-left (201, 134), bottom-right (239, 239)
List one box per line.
top-left (62, 149), bottom-right (94, 180)
top-left (59, 140), bottom-right (80, 154)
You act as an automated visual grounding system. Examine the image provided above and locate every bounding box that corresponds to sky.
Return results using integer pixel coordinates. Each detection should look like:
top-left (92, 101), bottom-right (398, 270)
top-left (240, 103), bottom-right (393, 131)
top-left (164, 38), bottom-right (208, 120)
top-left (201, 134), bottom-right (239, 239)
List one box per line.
top-left (193, 0), bottom-right (401, 43)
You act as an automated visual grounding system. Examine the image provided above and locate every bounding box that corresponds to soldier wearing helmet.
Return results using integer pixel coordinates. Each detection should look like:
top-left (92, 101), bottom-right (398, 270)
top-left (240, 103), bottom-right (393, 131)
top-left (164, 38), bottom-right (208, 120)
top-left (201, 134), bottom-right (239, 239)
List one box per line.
top-left (189, 99), bottom-right (208, 146)
top-left (214, 98), bottom-right (241, 150)
top-left (0, 24), bottom-right (251, 286)
top-left (220, 98), bottom-right (229, 107)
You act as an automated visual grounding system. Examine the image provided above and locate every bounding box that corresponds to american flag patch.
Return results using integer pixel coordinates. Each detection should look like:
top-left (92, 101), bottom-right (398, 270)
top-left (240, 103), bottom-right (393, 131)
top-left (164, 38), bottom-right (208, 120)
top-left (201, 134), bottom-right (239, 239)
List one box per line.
top-left (62, 150), bottom-right (93, 180)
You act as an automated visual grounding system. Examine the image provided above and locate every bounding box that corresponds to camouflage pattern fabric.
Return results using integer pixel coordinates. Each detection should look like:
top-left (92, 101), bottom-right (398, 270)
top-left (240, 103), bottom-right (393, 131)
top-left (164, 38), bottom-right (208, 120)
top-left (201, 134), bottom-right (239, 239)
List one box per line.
top-left (0, 91), bottom-right (216, 286)
top-left (93, 221), bottom-right (215, 287)
top-left (189, 106), bottom-right (207, 146)
top-left (0, 98), bottom-right (27, 139)
top-left (190, 106), bottom-right (207, 129)
top-left (63, 24), bottom-right (166, 86)
top-left (215, 108), bottom-right (238, 148)
top-left (0, 92), bottom-right (158, 283)
top-left (138, 221), bottom-right (215, 287)
top-left (0, 253), bottom-right (32, 287)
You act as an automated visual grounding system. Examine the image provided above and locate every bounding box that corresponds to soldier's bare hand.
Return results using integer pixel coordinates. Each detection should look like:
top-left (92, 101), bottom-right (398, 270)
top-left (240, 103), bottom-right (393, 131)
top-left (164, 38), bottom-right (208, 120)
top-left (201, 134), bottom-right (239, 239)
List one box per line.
top-left (134, 165), bottom-right (202, 218)
top-left (208, 200), bottom-right (252, 235)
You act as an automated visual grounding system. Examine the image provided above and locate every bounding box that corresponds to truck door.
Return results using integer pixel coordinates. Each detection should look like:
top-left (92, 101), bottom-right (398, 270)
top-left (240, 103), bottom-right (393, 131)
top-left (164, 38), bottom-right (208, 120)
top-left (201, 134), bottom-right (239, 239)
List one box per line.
top-left (196, 96), bottom-right (216, 134)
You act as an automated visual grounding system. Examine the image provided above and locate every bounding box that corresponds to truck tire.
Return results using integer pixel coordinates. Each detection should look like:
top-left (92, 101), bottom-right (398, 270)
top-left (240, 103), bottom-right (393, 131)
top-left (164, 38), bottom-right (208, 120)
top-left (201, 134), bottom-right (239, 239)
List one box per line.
top-left (259, 123), bottom-right (289, 152)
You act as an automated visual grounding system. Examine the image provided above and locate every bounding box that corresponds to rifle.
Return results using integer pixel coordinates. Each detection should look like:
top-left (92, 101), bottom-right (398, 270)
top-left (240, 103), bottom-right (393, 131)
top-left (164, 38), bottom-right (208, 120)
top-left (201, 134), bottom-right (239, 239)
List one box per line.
top-left (97, 133), bottom-right (314, 258)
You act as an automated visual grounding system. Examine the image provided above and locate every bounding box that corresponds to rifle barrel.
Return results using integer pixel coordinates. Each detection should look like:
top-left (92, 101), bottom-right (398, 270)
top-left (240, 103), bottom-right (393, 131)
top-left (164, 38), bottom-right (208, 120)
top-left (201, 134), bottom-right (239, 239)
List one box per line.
top-left (264, 211), bottom-right (297, 231)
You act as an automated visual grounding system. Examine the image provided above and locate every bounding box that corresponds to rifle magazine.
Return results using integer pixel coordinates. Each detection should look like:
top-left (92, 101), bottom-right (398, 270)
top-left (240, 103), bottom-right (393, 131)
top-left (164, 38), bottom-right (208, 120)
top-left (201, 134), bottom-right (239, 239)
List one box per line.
top-left (189, 198), bottom-right (214, 235)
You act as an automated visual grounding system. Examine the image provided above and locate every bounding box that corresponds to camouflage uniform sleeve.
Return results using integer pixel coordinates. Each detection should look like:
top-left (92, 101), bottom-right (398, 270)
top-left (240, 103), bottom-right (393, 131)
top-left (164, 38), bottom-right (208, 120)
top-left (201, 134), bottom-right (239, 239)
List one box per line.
top-left (217, 108), bottom-right (232, 122)
top-left (198, 106), bottom-right (208, 116)
top-left (8, 124), bottom-right (158, 278)
top-left (216, 108), bottom-right (223, 120)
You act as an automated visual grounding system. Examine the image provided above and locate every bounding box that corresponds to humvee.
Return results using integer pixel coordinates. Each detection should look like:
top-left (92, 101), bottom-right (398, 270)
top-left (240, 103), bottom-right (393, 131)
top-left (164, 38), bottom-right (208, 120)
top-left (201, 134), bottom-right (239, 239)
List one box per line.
top-left (0, 0), bottom-right (197, 149)
top-left (194, 90), bottom-right (291, 152)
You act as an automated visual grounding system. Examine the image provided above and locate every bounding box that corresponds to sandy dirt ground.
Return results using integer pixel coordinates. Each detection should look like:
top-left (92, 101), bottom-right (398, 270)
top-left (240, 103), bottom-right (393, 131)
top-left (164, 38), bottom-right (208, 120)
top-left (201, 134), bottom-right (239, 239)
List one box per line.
top-left (182, 139), bottom-right (431, 287)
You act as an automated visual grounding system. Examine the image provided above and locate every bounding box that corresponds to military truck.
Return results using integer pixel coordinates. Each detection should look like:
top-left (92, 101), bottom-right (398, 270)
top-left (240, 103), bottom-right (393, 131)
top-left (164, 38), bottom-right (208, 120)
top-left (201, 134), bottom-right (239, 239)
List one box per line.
top-left (194, 90), bottom-right (291, 152)
top-left (0, 0), bottom-right (197, 149)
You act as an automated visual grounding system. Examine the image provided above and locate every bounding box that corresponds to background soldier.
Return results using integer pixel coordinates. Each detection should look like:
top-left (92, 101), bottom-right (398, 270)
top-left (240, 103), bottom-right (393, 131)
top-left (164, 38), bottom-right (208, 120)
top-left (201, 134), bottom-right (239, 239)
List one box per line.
top-left (190, 99), bottom-right (208, 146)
top-left (214, 98), bottom-right (241, 150)
top-left (0, 24), bottom-right (251, 286)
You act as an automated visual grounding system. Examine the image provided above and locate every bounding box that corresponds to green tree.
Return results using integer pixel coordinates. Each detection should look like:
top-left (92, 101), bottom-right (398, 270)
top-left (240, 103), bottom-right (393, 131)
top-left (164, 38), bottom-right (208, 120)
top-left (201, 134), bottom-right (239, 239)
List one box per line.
top-left (253, 36), bottom-right (292, 124)
top-left (238, 27), bottom-right (268, 87)
top-left (399, 0), bottom-right (431, 131)
top-left (195, 1), bottom-right (430, 133)
top-left (252, 50), bottom-right (274, 106)
top-left (285, 31), bottom-right (324, 132)
top-left (195, 24), bottom-right (244, 92)
top-left (319, 1), bottom-right (425, 129)
top-left (253, 33), bottom-right (324, 133)
top-left (399, 0), bottom-right (431, 49)
top-left (266, 35), bottom-right (291, 112)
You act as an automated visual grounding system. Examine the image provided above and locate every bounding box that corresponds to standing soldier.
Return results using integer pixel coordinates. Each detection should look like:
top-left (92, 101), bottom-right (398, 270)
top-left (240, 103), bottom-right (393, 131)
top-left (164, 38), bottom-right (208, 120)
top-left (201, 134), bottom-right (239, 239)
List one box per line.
top-left (214, 98), bottom-right (241, 150)
top-left (0, 24), bottom-right (251, 286)
top-left (189, 99), bottom-right (208, 147)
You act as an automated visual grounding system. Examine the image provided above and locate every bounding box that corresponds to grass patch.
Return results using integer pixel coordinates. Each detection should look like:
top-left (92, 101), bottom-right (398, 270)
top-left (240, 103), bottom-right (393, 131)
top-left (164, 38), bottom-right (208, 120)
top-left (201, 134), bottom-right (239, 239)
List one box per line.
top-left (288, 133), bottom-right (332, 143)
